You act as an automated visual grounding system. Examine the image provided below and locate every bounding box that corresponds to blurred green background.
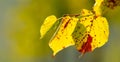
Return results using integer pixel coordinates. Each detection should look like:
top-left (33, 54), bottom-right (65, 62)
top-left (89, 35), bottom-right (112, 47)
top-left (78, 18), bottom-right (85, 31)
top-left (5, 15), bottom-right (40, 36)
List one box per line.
top-left (0, 0), bottom-right (120, 62)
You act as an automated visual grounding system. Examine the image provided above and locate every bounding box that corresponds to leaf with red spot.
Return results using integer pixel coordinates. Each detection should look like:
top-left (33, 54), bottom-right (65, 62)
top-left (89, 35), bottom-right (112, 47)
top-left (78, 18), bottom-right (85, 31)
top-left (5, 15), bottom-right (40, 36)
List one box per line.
top-left (72, 8), bottom-right (109, 54)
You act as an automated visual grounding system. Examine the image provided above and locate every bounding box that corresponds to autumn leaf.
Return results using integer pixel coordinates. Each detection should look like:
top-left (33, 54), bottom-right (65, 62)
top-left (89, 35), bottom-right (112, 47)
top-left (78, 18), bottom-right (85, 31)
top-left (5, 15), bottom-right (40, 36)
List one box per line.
top-left (49, 16), bottom-right (79, 56)
top-left (72, 8), bottom-right (109, 54)
top-left (40, 15), bottom-right (57, 39)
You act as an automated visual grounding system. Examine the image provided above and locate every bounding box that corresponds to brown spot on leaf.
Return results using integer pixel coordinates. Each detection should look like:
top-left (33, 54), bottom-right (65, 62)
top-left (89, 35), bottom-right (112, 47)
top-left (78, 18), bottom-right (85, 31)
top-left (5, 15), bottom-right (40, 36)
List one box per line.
top-left (63, 46), bottom-right (65, 49)
top-left (85, 17), bottom-right (87, 20)
top-left (57, 36), bottom-right (60, 39)
top-left (90, 20), bottom-right (93, 22)
top-left (64, 19), bottom-right (71, 29)
top-left (104, 31), bottom-right (105, 33)
top-left (94, 15), bottom-right (99, 19)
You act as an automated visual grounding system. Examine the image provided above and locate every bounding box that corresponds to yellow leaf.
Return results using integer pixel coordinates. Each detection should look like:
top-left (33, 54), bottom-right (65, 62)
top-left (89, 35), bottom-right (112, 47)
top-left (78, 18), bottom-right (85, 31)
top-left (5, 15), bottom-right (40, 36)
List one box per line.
top-left (40, 15), bottom-right (57, 39)
top-left (49, 16), bottom-right (79, 56)
top-left (72, 9), bottom-right (109, 54)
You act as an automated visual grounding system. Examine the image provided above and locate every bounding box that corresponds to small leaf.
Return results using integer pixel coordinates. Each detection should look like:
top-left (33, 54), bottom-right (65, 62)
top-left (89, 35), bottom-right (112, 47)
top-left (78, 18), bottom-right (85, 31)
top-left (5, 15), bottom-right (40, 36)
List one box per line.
top-left (40, 15), bottom-right (57, 39)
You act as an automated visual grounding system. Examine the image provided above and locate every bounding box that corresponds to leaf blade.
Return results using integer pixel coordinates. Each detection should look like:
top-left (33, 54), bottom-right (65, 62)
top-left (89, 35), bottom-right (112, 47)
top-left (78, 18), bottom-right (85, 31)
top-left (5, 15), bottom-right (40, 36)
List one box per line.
top-left (40, 15), bottom-right (57, 39)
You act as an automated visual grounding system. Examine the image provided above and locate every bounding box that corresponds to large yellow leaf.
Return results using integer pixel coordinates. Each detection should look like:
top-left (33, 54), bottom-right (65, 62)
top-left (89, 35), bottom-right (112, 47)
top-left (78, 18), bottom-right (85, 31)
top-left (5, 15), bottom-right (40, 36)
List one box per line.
top-left (72, 8), bottom-right (109, 54)
top-left (72, 0), bottom-right (109, 54)
top-left (49, 16), bottom-right (79, 56)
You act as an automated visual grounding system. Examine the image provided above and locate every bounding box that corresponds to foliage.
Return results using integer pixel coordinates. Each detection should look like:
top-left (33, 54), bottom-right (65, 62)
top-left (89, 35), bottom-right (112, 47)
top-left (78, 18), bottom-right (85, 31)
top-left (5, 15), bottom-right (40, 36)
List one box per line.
top-left (40, 0), bottom-right (109, 56)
